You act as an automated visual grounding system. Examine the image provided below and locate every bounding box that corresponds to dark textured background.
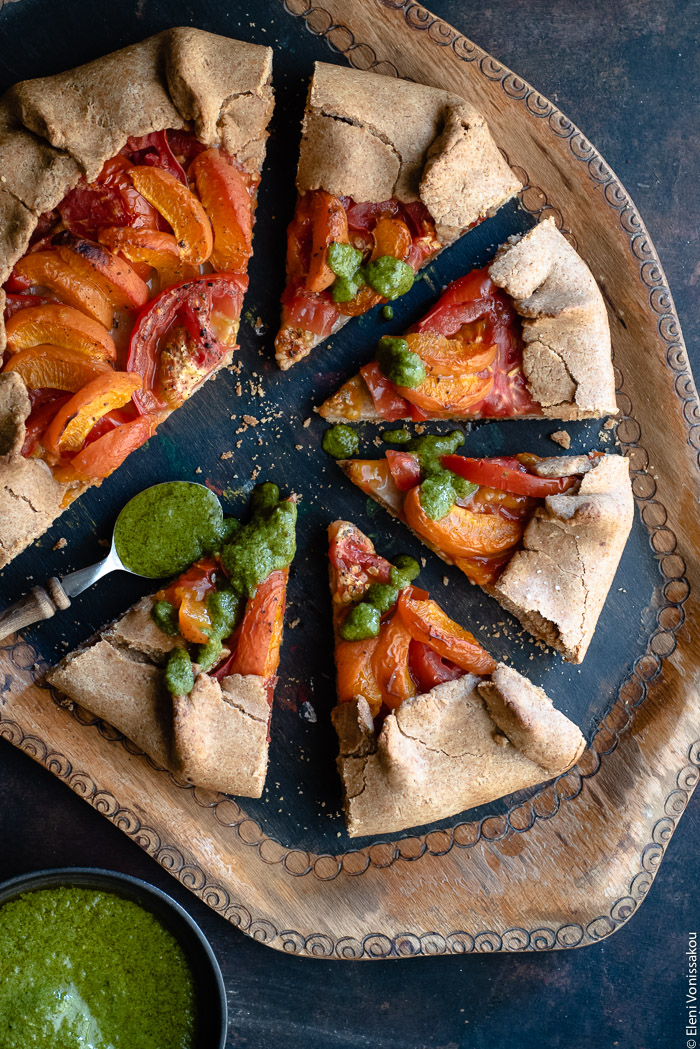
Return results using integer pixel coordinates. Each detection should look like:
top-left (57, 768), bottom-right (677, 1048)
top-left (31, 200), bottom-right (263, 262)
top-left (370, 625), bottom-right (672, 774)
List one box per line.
top-left (1, 1), bottom-right (698, 1046)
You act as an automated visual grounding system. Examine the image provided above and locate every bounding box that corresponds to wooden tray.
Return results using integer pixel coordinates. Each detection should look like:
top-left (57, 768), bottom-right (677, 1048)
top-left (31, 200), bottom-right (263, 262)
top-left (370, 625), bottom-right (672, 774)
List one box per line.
top-left (1, 0), bottom-right (698, 958)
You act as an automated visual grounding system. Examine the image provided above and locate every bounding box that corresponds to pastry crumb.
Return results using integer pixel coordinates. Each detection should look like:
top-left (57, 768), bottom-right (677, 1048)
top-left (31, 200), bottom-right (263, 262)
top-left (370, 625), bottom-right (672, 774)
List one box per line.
top-left (603, 418), bottom-right (616, 430)
top-left (242, 414), bottom-right (259, 426)
top-left (295, 444), bottom-right (303, 451)
top-left (53, 537), bottom-right (67, 551)
top-left (303, 417), bottom-right (311, 428)
top-left (289, 618), bottom-right (301, 629)
top-left (195, 466), bottom-right (202, 474)
top-left (220, 450), bottom-right (234, 460)
top-left (442, 576), bottom-right (449, 586)
top-left (550, 429), bottom-right (571, 449)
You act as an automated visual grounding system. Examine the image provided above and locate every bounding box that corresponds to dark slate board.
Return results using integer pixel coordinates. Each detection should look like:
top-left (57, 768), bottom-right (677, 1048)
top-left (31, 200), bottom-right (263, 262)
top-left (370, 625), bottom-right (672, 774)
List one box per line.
top-left (0, 0), bottom-right (656, 850)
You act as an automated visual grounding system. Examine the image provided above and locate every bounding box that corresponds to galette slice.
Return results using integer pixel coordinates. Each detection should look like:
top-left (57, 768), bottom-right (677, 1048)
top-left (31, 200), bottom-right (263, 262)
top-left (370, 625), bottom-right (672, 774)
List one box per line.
top-left (47, 483), bottom-right (296, 798)
top-left (274, 61), bottom-right (521, 369)
top-left (328, 521), bottom-right (585, 838)
top-left (319, 218), bottom-right (617, 423)
top-left (337, 432), bottom-right (633, 663)
top-left (0, 28), bottom-right (274, 568)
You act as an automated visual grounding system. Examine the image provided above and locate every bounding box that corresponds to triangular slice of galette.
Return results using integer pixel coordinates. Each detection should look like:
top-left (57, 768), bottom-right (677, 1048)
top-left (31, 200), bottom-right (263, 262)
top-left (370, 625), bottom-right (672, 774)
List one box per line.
top-left (274, 61), bottom-right (522, 369)
top-left (319, 218), bottom-right (617, 423)
top-left (47, 483), bottom-right (296, 798)
top-left (336, 434), bottom-right (633, 663)
top-left (0, 28), bottom-right (274, 568)
top-left (328, 521), bottom-right (585, 837)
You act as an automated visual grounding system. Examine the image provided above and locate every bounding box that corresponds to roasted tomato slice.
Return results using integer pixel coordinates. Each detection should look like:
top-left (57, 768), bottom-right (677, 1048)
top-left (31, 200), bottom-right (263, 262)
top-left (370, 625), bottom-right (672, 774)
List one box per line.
top-left (371, 612), bottom-right (416, 711)
top-left (154, 559), bottom-right (218, 644)
top-left (43, 371), bottom-right (142, 456)
top-left (59, 155), bottom-right (162, 239)
top-left (4, 346), bottom-right (111, 392)
top-left (5, 304), bottom-right (116, 361)
top-left (398, 588), bottom-right (497, 675)
top-left (126, 273), bottom-right (246, 414)
top-left (385, 449), bottom-right (421, 491)
top-left (280, 280), bottom-right (340, 338)
top-left (408, 640), bottom-right (465, 693)
top-left (22, 392), bottom-right (71, 457)
top-left (442, 455), bottom-right (580, 497)
top-left (13, 251), bottom-right (114, 329)
top-left (338, 459), bottom-right (404, 518)
top-left (53, 233), bottom-right (149, 310)
top-left (123, 131), bottom-right (188, 185)
top-left (227, 568), bottom-right (288, 681)
top-left (329, 520), bottom-right (392, 603)
top-left (360, 361), bottom-right (411, 421)
top-left (98, 227), bottom-right (199, 288)
top-left (3, 293), bottom-right (54, 320)
top-left (129, 166), bottom-right (213, 265)
top-left (192, 149), bottom-right (254, 274)
top-left (402, 485), bottom-right (524, 561)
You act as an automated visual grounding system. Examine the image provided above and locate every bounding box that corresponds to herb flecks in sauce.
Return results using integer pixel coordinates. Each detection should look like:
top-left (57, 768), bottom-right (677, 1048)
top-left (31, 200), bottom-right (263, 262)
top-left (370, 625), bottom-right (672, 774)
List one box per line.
top-left (327, 243), bottom-right (415, 304)
top-left (339, 553), bottom-right (420, 641)
top-left (114, 481), bottom-right (224, 578)
top-left (322, 424), bottom-right (359, 459)
top-left (376, 336), bottom-right (426, 389)
top-left (383, 429), bottom-right (478, 520)
top-left (166, 647), bottom-right (194, 696)
top-left (0, 885), bottom-right (196, 1049)
top-left (221, 483), bottom-right (297, 600)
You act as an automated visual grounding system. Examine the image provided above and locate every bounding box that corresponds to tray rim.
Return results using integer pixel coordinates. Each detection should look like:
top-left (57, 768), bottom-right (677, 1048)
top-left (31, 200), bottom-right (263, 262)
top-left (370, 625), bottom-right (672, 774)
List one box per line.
top-left (1, 0), bottom-right (698, 958)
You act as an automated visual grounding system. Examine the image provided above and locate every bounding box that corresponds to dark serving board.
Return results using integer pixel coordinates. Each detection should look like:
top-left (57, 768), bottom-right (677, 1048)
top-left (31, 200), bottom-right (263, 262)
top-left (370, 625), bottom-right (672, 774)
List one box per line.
top-left (0, 0), bottom-right (697, 957)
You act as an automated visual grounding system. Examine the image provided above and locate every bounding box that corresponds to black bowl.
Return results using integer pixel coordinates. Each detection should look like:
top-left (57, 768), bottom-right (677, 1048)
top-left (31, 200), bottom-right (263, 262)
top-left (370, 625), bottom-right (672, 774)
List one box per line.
top-left (0, 866), bottom-right (227, 1049)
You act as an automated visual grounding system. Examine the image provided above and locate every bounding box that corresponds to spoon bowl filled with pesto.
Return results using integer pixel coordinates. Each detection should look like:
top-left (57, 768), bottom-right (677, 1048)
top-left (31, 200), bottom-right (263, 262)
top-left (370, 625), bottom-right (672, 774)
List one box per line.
top-left (0, 481), bottom-right (231, 642)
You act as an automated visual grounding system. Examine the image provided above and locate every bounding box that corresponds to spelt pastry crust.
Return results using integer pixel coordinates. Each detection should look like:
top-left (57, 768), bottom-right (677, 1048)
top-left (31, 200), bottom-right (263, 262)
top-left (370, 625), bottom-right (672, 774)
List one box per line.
top-left (46, 595), bottom-right (271, 797)
top-left (0, 29), bottom-right (273, 568)
top-left (338, 452), bottom-right (633, 663)
top-left (332, 664), bottom-right (585, 838)
top-left (318, 218), bottom-right (616, 423)
top-left (488, 453), bottom-right (634, 663)
top-left (277, 62), bottom-right (521, 369)
top-left (488, 218), bottom-right (617, 419)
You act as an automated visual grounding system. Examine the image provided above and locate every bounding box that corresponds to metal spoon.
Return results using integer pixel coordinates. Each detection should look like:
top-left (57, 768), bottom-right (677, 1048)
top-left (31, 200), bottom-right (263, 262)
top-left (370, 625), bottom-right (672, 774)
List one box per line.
top-left (0, 481), bottom-right (221, 643)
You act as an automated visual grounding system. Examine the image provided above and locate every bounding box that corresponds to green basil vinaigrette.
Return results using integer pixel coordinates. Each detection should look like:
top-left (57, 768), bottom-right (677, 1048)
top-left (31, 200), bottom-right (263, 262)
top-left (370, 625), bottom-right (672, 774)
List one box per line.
top-left (0, 886), bottom-right (196, 1049)
top-left (382, 429), bottom-right (479, 521)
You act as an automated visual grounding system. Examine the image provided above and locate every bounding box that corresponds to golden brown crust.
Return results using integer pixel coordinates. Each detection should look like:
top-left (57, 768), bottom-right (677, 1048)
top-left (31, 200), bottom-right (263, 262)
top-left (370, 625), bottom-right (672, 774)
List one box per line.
top-left (332, 666), bottom-right (585, 838)
top-left (0, 29), bottom-right (273, 569)
top-left (297, 62), bottom-right (521, 239)
top-left (489, 218), bottom-right (617, 418)
top-left (488, 453), bottom-right (634, 663)
top-left (46, 594), bottom-right (272, 798)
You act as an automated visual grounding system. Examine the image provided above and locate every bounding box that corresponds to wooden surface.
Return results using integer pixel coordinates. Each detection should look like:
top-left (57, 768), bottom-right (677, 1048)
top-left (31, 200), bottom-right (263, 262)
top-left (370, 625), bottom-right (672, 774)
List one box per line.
top-left (0, 0), bottom-right (696, 1040)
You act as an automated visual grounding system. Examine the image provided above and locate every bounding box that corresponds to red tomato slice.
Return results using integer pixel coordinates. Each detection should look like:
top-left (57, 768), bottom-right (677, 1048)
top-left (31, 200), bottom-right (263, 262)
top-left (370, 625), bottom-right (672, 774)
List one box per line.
top-left (224, 568), bottom-right (288, 682)
top-left (408, 640), bottom-right (465, 694)
top-left (329, 523), bottom-right (392, 600)
top-left (21, 391), bottom-right (71, 457)
top-left (281, 281), bottom-right (340, 337)
top-left (385, 449), bottom-right (420, 491)
top-left (359, 361), bottom-right (411, 421)
top-left (122, 131), bottom-right (187, 185)
top-left (127, 273), bottom-right (247, 414)
top-left (442, 455), bottom-right (580, 497)
top-left (3, 293), bottom-right (54, 320)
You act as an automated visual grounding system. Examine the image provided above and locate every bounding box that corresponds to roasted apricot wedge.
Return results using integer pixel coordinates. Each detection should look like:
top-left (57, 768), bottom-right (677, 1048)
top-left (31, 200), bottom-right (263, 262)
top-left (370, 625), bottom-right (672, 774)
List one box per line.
top-left (13, 251), bottom-right (113, 329)
top-left (129, 166), bottom-right (213, 265)
top-left (44, 372), bottom-right (142, 456)
top-left (5, 304), bottom-right (116, 361)
top-left (404, 331), bottom-right (497, 377)
top-left (397, 589), bottom-right (497, 675)
top-left (98, 227), bottom-right (199, 288)
top-left (403, 485), bottom-right (524, 560)
top-left (396, 371), bottom-right (493, 416)
top-left (192, 149), bottom-right (254, 275)
top-left (54, 234), bottom-right (149, 310)
top-left (4, 345), bottom-right (112, 392)
top-left (371, 611), bottom-right (416, 710)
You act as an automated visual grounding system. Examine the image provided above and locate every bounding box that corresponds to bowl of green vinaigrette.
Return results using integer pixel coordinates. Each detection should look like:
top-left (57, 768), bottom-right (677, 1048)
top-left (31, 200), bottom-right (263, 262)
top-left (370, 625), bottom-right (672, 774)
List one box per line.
top-left (0, 867), bottom-right (227, 1049)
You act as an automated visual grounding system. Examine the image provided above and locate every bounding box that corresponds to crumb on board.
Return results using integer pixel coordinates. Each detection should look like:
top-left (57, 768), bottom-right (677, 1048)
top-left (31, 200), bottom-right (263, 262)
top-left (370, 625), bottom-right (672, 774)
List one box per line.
top-left (52, 537), bottom-right (67, 551)
top-left (420, 557), bottom-right (427, 568)
top-left (289, 618), bottom-right (301, 629)
top-left (303, 417), bottom-right (311, 428)
top-left (242, 415), bottom-right (259, 426)
top-left (295, 444), bottom-right (303, 451)
top-left (220, 450), bottom-right (234, 460)
top-left (195, 466), bottom-right (202, 474)
top-left (443, 576), bottom-right (449, 586)
top-left (603, 418), bottom-right (616, 430)
top-left (550, 429), bottom-right (571, 449)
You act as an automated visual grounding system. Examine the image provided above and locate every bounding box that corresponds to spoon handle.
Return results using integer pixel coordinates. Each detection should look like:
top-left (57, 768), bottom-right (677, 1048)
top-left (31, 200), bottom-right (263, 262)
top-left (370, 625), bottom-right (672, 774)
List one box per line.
top-left (0, 578), bottom-right (71, 643)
